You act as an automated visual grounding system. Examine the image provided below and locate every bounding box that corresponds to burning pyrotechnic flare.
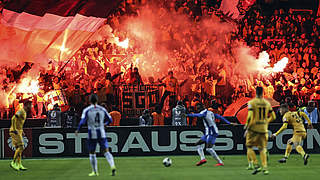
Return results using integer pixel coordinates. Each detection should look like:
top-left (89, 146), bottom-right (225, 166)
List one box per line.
top-left (115, 37), bottom-right (129, 49)
top-left (272, 57), bottom-right (288, 73)
top-left (255, 51), bottom-right (288, 75)
top-left (16, 77), bottom-right (40, 94)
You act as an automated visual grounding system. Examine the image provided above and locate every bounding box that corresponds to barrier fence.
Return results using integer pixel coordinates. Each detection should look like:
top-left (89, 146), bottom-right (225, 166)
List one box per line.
top-left (1, 124), bottom-right (320, 158)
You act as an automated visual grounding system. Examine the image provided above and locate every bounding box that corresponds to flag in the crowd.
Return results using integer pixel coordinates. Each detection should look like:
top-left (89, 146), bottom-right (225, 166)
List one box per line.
top-left (219, 0), bottom-right (256, 19)
top-left (0, 0), bottom-right (122, 62)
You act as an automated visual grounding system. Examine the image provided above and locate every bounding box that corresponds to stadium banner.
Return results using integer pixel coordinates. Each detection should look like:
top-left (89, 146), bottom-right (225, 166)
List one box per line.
top-left (120, 85), bottom-right (161, 118)
top-left (1, 124), bottom-right (320, 158)
top-left (2, 128), bottom-right (33, 158)
top-left (0, 0), bottom-right (122, 62)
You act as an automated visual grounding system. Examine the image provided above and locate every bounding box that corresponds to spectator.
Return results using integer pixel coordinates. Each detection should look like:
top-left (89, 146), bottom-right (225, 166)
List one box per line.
top-left (139, 109), bottom-right (153, 126)
top-left (36, 90), bottom-right (45, 118)
top-left (46, 104), bottom-right (62, 127)
top-left (105, 72), bottom-right (123, 108)
top-left (304, 101), bottom-right (319, 124)
top-left (273, 85), bottom-right (284, 103)
top-left (109, 106), bottom-right (121, 126)
top-left (159, 71), bottom-right (179, 109)
top-left (152, 105), bottom-right (165, 126)
top-left (129, 66), bottom-right (143, 85)
top-left (191, 93), bottom-right (200, 107)
top-left (63, 106), bottom-right (79, 128)
top-left (172, 100), bottom-right (187, 126)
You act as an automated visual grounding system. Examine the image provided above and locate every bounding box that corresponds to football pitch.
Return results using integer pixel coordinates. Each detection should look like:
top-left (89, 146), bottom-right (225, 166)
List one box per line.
top-left (1, 154), bottom-right (319, 180)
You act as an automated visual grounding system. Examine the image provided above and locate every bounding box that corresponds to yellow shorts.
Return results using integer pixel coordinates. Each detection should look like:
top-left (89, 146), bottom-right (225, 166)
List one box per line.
top-left (9, 132), bottom-right (24, 148)
top-left (246, 130), bottom-right (268, 148)
top-left (289, 132), bottom-right (306, 145)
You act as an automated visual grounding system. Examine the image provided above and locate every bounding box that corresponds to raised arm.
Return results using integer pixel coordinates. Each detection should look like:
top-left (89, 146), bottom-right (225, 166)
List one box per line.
top-left (214, 114), bottom-right (230, 124)
top-left (111, 72), bottom-right (123, 81)
top-left (187, 110), bottom-right (207, 118)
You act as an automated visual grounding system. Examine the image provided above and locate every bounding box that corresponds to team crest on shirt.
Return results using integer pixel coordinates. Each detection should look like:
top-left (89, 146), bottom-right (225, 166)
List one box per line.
top-left (7, 136), bottom-right (29, 151)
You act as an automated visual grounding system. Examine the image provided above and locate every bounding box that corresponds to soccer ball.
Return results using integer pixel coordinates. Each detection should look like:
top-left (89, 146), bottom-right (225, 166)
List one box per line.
top-left (163, 157), bottom-right (172, 167)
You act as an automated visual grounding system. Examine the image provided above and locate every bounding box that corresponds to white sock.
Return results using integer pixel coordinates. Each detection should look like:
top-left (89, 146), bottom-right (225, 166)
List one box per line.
top-left (89, 154), bottom-right (98, 173)
top-left (206, 148), bottom-right (223, 164)
top-left (197, 145), bottom-right (205, 160)
top-left (104, 152), bottom-right (115, 168)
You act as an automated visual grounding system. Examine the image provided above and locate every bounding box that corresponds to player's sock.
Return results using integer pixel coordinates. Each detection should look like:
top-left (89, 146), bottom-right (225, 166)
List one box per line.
top-left (260, 148), bottom-right (267, 170)
top-left (303, 154), bottom-right (310, 165)
top-left (197, 145), bottom-right (205, 160)
top-left (17, 148), bottom-right (22, 165)
top-left (206, 148), bottom-right (223, 164)
top-left (296, 145), bottom-right (306, 157)
top-left (247, 162), bottom-right (254, 170)
top-left (247, 148), bottom-right (257, 166)
top-left (104, 152), bottom-right (115, 168)
top-left (89, 154), bottom-right (98, 173)
top-left (285, 144), bottom-right (292, 158)
top-left (13, 150), bottom-right (19, 163)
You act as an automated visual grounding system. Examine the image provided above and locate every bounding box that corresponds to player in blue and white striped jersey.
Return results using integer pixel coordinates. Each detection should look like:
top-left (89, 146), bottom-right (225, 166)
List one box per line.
top-left (187, 103), bottom-right (233, 167)
top-left (75, 94), bottom-right (116, 176)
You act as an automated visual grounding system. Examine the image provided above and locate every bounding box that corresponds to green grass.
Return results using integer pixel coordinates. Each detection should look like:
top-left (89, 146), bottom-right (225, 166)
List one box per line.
top-left (1, 154), bottom-right (319, 180)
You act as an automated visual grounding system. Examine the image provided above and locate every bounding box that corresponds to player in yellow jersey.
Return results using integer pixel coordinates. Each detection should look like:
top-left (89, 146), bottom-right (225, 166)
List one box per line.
top-left (9, 101), bottom-right (32, 171)
top-left (244, 87), bottom-right (276, 175)
top-left (271, 103), bottom-right (313, 165)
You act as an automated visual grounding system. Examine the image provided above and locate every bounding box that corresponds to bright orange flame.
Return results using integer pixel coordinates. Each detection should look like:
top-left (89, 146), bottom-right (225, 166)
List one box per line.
top-left (115, 37), bottom-right (129, 49)
top-left (16, 77), bottom-right (40, 94)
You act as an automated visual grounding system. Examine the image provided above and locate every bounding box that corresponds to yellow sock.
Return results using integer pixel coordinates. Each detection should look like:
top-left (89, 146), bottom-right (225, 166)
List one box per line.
top-left (247, 151), bottom-right (252, 165)
top-left (247, 148), bottom-right (258, 165)
top-left (260, 148), bottom-right (267, 169)
top-left (17, 152), bottom-right (21, 165)
top-left (16, 147), bottom-right (23, 165)
top-left (13, 150), bottom-right (19, 163)
top-left (296, 145), bottom-right (306, 157)
top-left (285, 144), bottom-right (292, 158)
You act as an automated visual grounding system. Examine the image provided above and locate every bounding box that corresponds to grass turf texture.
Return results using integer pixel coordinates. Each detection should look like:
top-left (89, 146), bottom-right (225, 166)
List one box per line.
top-left (1, 154), bottom-right (318, 180)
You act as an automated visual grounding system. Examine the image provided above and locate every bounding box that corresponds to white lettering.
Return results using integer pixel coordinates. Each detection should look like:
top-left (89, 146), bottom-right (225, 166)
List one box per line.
top-left (121, 132), bottom-right (150, 152)
top-left (39, 133), bottom-right (64, 154)
top-left (67, 133), bottom-right (87, 153)
top-left (307, 129), bottom-right (320, 149)
top-left (276, 129), bottom-right (293, 150)
top-left (152, 131), bottom-right (177, 151)
top-left (215, 130), bottom-right (233, 151)
top-left (180, 131), bottom-right (203, 151)
top-left (107, 133), bottom-right (118, 152)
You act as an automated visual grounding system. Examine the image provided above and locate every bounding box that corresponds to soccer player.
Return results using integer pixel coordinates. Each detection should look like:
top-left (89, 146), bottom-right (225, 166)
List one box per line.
top-left (244, 87), bottom-right (275, 175)
top-left (187, 103), bottom-right (232, 166)
top-left (9, 100), bottom-right (32, 171)
top-left (271, 103), bottom-right (313, 165)
top-left (75, 94), bottom-right (116, 176)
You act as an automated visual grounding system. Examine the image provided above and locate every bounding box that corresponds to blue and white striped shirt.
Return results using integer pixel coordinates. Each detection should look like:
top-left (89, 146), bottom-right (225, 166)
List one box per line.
top-left (77, 104), bottom-right (112, 139)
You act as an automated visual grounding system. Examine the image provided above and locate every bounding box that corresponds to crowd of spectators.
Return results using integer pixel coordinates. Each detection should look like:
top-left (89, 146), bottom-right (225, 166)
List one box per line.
top-left (0, 0), bottom-right (319, 125)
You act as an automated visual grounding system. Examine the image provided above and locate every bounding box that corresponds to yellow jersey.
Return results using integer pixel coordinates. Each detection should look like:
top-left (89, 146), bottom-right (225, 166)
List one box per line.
top-left (282, 111), bottom-right (310, 133)
top-left (246, 98), bottom-right (273, 133)
top-left (10, 108), bottom-right (27, 134)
